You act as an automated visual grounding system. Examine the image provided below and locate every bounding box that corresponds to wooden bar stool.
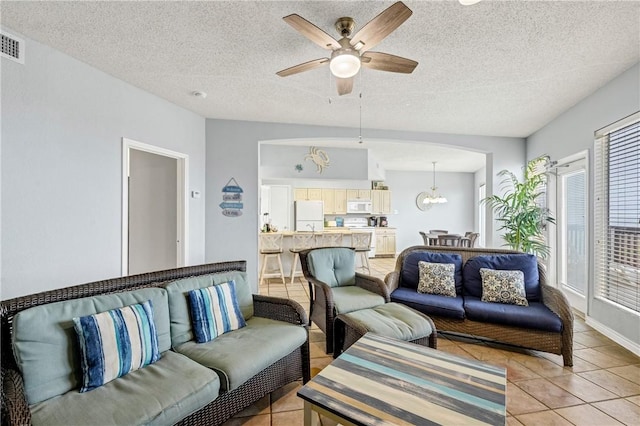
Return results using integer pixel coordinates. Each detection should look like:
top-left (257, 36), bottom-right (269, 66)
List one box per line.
top-left (289, 233), bottom-right (316, 284)
top-left (315, 232), bottom-right (343, 248)
top-left (351, 231), bottom-right (372, 274)
top-left (259, 233), bottom-right (285, 285)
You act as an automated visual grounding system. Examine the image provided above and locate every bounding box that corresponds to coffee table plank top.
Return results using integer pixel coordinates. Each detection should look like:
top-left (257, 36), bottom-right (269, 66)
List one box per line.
top-left (298, 333), bottom-right (506, 426)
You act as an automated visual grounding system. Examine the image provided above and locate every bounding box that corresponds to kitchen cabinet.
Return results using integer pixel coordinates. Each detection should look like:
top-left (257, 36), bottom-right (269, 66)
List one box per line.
top-left (371, 190), bottom-right (392, 214)
top-left (294, 188), bottom-right (322, 201)
top-left (322, 189), bottom-right (335, 214)
top-left (322, 188), bottom-right (348, 214)
top-left (334, 189), bottom-right (347, 214)
top-left (375, 228), bottom-right (396, 257)
top-left (347, 189), bottom-right (371, 200)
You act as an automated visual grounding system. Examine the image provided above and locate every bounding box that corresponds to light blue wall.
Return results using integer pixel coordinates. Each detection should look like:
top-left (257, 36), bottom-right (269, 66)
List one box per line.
top-left (1, 31), bottom-right (206, 300)
top-left (384, 170), bottom-right (475, 251)
top-left (206, 119), bottom-right (525, 292)
top-left (527, 63), bottom-right (640, 347)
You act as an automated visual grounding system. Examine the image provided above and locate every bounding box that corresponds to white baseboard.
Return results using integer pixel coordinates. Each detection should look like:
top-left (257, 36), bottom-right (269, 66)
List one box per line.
top-left (585, 316), bottom-right (640, 357)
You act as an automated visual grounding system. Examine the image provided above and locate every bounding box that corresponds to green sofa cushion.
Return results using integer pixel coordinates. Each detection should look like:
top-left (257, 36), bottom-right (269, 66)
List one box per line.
top-left (175, 316), bottom-right (307, 392)
top-left (307, 247), bottom-right (356, 288)
top-left (332, 286), bottom-right (386, 315)
top-left (12, 288), bottom-right (170, 405)
top-left (165, 272), bottom-right (254, 347)
top-left (30, 351), bottom-right (219, 426)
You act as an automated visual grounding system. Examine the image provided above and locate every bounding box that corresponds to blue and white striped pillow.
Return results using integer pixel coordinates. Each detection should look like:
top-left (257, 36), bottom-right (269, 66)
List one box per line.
top-left (73, 300), bottom-right (160, 392)
top-left (188, 280), bottom-right (246, 343)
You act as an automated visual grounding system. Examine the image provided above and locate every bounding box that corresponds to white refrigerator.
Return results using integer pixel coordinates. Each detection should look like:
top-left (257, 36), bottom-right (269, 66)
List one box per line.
top-left (295, 200), bottom-right (325, 232)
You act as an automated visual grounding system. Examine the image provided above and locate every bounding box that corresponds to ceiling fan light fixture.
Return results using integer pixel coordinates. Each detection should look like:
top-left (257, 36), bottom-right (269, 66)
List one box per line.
top-left (329, 50), bottom-right (361, 78)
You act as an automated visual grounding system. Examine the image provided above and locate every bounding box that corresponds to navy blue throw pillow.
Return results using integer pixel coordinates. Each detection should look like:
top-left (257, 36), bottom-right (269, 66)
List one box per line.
top-left (463, 254), bottom-right (540, 301)
top-left (401, 252), bottom-right (463, 293)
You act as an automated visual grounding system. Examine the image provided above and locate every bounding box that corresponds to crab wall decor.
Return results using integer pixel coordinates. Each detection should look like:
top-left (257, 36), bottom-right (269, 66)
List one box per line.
top-left (304, 146), bottom-right (330, 174)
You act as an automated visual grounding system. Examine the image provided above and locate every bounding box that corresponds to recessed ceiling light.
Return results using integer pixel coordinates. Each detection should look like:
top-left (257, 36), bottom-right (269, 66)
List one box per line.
top-left (459, 0), bottom-right (482, 5)
top-left (192, 91), bottom-right (207, 99)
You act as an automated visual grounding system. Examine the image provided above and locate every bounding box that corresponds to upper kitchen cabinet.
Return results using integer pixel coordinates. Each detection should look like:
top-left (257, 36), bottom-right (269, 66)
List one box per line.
top-left (322, 189), bottom-right (347, 214)
top-left (372, 190), bottom-right (392, 214)
top-left (294, 188), bottom-right (322, 201)
top-left (347, 189), bottom-right (371, 200)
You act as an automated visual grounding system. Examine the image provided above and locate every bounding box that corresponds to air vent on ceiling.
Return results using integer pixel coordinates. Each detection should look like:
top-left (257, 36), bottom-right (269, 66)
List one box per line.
top-left (1, 31), bottom-right (25, 64)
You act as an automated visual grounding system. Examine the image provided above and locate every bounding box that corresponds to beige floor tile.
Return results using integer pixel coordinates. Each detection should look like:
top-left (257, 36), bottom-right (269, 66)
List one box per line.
top-left (271, 409), bottom-right (304, 425)
top-left (506, 382), bottom-right (548, 415)
top-left (579, 370), bottom-right (640, 397)
top-left (309, 329), bottom-right (326, 343)
top-left (574, 331), bottom-right (616, 347)
top-left (593, 398), bottom-right (640, 425)
top-left (491, 359), bottom-right (542, 382)
top-left (607, 365), bottom-right (640, 386)
top-left (516, 410), bottom-right (573, 425)
top-left (592, 346), bottom-right (640, 364)
top-left (507, 416), bottom-right (525, 426)
top-left (515, 378), bottom-right (584, 409)
top-left (438, 345), bottom-right (477, 360)
top-left (221, 413), bottom-right (271, 426)
top-left (310, 340), bottom-right (329, 358)
top-left (626, 395), bottom-right (640, 406)
top-left (231, 394), bottom-right (271, 418)
top-left (311, 356), bottom-right (333, 376)
top-left (562, 355), bottom-right (601, 373)
top-left (459, 342), bottom-right (516, 361)
top-left (573, 321), bottom-right (593, 332)
top-left (509, 353), bottom-right (572, 378)
top-left (574, 348), bottom-right (633, 369)
top-left (554, 404), bottom-right (623, 425)
top-left (271, 381), bottom-right (304, 413)
top-left (318, 413), bottom-right (341, 426)
top-left (547, 373), bottom-right (618, 402)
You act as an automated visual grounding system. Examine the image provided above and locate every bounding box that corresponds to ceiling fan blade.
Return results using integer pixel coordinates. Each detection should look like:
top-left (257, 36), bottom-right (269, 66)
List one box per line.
top-left (276, 58), bottom-right (329, 77)
top-left (336, 77), bottom-right (354, 96)
top-left (361, 51), bottom-right (418, 74)
top-left (350, 1), bottom-right (412, 53)
top-left (283, 14), bottom-right (341, 50)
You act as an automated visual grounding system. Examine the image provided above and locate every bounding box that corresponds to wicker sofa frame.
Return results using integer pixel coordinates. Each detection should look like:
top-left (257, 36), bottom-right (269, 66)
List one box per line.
top-left (1, 261), bottom-right (310, 426)
top-left (386, 246), bottom-right (574, 366)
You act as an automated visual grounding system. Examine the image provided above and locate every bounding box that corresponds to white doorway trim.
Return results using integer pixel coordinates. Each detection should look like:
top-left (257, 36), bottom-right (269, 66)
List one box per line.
top-left (122, 138), bottom-right (189, 276)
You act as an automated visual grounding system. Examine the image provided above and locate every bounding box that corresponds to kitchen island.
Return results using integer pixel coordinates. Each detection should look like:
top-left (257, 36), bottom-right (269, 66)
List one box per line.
top-left (258, 228), bottom-right (396, 283)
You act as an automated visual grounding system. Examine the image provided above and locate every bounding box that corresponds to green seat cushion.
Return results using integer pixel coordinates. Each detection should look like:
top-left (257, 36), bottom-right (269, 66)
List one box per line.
top-left (332, 286), bottom-right (386, 315)
top-left (165, 271), bottom-right (254, 347)
top-left (307, 248), bottom-right (356, 287)
top-left (12, 288), bottom-right (170, 405)
top-left (174, 317), bottom-right (307, 392)
top-left (30, 351), bottom-right (219, 426)
top-left (342, 303), bottom-right (433, 341)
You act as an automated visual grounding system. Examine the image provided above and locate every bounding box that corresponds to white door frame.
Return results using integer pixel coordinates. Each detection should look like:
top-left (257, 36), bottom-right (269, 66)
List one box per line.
top-left (122, 138), bottom-right (189, 276)
top-left (552, 150), bottom-right (589, 313)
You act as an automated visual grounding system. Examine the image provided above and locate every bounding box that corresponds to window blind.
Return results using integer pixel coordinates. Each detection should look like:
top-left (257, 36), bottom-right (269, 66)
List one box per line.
top-left (594, 113), bottom-right (640, 313)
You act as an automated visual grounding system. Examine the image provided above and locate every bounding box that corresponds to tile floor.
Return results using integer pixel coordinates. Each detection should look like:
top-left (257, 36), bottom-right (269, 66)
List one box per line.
top-left (224, 257), bottom-right (640, 426)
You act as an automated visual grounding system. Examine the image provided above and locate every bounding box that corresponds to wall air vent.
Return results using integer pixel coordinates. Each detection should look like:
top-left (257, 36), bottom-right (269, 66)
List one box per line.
top-left (1, 31), bottom-right (25, 64)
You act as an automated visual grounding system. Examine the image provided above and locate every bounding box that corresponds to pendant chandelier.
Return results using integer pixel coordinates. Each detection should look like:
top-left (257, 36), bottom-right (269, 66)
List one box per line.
top-left (423, 162), bottom-right (448, 204)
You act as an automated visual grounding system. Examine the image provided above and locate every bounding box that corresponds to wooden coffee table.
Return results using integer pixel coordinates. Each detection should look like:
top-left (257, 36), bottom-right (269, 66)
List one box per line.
top-left (298, 333), bottom-right (506, 426)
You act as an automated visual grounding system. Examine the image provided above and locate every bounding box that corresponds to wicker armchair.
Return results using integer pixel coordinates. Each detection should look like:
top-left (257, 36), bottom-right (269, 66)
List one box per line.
top-left (386, 246), bottom-right (574, 366)
top-left (1, 261), bottom-right (310, 426)
top-left (299, 247), bottom-right (390, 354)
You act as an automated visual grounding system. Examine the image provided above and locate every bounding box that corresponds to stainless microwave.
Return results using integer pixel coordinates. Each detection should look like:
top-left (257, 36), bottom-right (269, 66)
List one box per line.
top-left (346, 199), bottom-right (373, 214)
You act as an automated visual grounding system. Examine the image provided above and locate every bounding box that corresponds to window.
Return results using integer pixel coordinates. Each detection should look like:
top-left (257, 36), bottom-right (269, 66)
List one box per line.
top-left (594, 112), bottom-right (640, 313)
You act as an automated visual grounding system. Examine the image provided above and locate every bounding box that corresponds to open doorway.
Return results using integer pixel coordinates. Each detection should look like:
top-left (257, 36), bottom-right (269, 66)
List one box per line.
top-left (122, 138), bottom-right (189, 275)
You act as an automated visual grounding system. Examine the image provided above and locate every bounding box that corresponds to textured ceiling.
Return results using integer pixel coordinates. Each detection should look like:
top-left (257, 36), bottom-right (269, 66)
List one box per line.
top-left (2, 0), bottom-right (639, 171)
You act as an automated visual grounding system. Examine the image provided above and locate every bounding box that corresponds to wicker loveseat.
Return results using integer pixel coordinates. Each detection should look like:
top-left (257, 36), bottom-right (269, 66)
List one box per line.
top-left (386, 246), bottom-right (574, 366)
top-left (1, 261), bottom-right (310, 426)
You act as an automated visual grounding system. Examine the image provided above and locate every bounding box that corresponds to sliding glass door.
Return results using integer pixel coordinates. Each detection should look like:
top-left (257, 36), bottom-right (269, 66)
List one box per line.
top-left (556, 159), bottom-right (588, 313)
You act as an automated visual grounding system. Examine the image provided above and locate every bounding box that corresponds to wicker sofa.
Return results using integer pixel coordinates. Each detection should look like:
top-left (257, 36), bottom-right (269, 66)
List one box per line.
top-left (386, 246), bottom-right (574, 366)
top-left (1, 261), bottom-right (310, 426)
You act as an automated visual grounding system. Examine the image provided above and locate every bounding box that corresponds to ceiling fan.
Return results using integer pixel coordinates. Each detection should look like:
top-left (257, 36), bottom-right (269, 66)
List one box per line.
top-left (276, 1), bottom-right (418, 96)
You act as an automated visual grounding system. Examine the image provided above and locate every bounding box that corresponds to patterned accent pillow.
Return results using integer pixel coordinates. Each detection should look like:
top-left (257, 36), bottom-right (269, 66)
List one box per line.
top-left (188, 280), bottom-right (246, 343)
top-left (480, 268), bottom-right (529, 306)
top-left (73, 300), bottom-right (161, 392)
top-left (417, 261), bottom-right (457, 297)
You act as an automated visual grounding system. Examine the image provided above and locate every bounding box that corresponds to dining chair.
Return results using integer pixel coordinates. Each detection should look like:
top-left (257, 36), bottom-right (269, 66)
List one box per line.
top-left (437, 234), bottom-right (462, 247)
top-left (259, 233), bottom-right (285, 285)
top-left (429, 229), bottom-right (449, 235)
top-left (289, 233), bottom-right (316, 284)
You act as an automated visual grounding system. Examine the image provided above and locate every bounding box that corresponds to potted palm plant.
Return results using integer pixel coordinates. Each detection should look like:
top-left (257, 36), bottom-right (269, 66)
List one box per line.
top-left (484, 155), bottom-right (555, 258)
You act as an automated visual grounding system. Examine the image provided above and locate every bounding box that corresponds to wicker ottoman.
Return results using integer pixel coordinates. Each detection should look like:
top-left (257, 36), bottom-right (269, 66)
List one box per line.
top-left (333, 302), bottom-right (437, 356)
